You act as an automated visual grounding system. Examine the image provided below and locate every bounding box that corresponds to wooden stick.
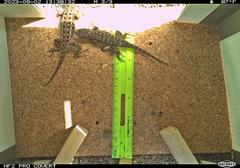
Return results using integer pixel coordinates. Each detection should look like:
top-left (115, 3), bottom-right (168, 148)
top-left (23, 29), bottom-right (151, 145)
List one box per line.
top-left (160, 126), bottom-right (198, 164)
top-left (119, 158), bottom-right (132, 164)
top-left (53, 125), bottom-right (88, 164)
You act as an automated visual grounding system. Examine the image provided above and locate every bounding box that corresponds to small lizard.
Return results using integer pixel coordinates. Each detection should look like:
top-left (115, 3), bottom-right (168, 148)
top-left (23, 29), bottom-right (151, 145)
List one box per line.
top-left (44, 4), bottom-right (86, 86)
top-left (75, 27), bottom-right (169, 66)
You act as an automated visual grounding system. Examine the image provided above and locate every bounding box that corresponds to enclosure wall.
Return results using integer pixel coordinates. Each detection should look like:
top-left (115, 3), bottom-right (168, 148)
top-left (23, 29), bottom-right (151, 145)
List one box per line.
top-left (5, 19), bottom-right (232, 157)
top-left (220, 32), bottom-right (240, 152)
top-left (0, 16), bottom-right (16, 152)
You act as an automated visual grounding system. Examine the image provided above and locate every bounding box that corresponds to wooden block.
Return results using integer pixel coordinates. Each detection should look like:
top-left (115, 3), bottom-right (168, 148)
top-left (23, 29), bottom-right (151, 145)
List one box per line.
top-left (119, 159), bottom-right (132, 164)
top-left (33, 160), bottom-right (52, 164)
top-left (200, 160), bottom-right (216, 164)
top-left (53, 125), bottom-right (88, 164)
top-left (160, 126), bottom-right (199, 164)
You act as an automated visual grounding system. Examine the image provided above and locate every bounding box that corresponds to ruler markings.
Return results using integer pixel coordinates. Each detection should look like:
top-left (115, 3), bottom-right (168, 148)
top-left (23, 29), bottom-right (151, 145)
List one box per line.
top-left (112, 35), bottom-right (134, 159)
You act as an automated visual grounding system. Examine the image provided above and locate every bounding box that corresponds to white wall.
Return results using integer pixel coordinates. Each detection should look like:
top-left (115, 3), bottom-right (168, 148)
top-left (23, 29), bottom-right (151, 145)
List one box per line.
top-left (0, 16), bottom-right (16, 152)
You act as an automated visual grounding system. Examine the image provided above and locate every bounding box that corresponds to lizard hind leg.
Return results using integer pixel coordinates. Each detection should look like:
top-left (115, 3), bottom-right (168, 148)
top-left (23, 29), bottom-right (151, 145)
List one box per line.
top-left (47, 38), bottom-right (62, 57)
top-left (53, 38), bottom-right (62, 48)
top-left (74, 48), bottom-right (88, 58)
top-left (101, 46), bottom-right (112, 52)
top-left (101, 45), bottom-right (125, 62)
top-left (100, 46), bottom-right (119, 55)
top-left (69, 42), bottom-right (88, 59)
top-left (48, 48), bottom-right (60, 57)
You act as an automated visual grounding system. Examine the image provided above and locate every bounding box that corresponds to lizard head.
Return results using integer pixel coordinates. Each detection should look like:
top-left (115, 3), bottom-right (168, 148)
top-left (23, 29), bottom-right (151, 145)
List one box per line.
top-left (75, 28), bottom-right (91, 39)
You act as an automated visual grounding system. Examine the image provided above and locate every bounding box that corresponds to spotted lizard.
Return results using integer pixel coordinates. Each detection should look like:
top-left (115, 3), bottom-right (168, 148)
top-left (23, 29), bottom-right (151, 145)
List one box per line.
top-left (75, 27), bottom-right (170, 66)
top-left (44, 4), bottom-right (87, 86)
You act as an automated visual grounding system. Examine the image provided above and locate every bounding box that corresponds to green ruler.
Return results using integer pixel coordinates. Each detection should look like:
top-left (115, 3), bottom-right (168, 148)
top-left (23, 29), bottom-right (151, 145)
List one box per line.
top-left (112, 35), bottom-right (134, 159)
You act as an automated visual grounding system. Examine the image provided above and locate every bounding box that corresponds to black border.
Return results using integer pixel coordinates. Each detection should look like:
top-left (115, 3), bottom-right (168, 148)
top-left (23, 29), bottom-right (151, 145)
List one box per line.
top-left (0, 164), bottom-right (223, 167)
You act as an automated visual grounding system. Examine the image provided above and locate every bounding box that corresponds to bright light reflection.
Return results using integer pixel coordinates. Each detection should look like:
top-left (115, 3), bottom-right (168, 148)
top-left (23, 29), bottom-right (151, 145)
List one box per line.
top-left (23, 4), bottom-right (185, 33)
top-left (64, 100), bottom-right (72, 129)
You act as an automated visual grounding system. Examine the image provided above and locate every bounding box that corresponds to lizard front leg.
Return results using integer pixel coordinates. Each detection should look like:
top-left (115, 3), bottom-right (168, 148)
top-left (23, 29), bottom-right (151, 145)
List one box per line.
top-left (115, 30), bottom-right (134, 39)
top-left (92, 26), bottom-right (99, 30)
top-left (74, 12), bottom-right (80, 20)
top-left (56, 8), bottom-right (64, 17)
top-left (115, 30), bottom-right (125, 39)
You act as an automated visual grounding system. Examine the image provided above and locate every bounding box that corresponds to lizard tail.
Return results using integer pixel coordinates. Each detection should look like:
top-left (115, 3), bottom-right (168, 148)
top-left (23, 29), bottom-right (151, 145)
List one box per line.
top-left (43, 52), bottom-right (66, 87)
top-left (135, 46), bottom-right (169, 66)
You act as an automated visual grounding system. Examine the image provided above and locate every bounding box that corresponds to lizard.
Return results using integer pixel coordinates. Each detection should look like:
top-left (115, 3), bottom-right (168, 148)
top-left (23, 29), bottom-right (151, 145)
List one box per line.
top-left (74, 27), bottom-right (170, 67)
top-left (44, 4), bottom-right (87, 86)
